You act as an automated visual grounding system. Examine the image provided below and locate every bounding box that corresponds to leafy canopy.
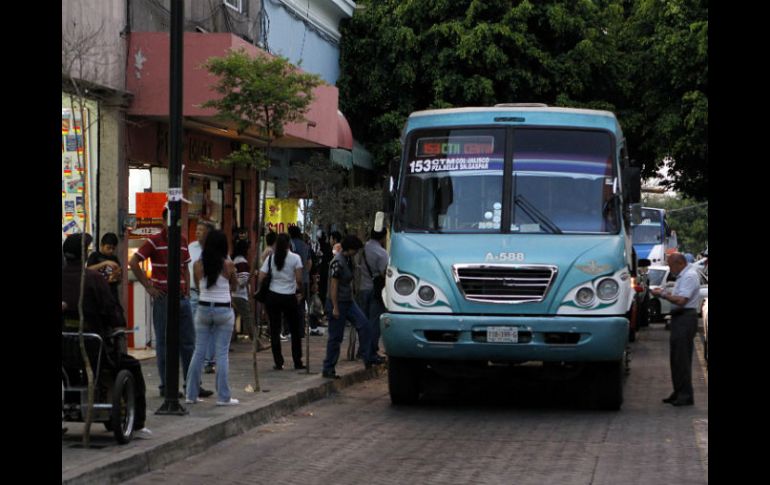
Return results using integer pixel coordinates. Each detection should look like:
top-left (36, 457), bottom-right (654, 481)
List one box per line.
top-left (338, 0), bottom-right (707, 200)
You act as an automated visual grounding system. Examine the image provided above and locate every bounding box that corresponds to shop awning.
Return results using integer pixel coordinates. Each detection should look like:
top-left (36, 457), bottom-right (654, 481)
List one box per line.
top-left (337, 110), bottom-right (353, 150)
top-left (330, 148), bottom-right (353, 170)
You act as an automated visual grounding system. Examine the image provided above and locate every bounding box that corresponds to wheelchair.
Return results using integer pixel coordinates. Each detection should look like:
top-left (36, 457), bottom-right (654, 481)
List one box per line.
top-left (61, 329), bottom-right (136, 444)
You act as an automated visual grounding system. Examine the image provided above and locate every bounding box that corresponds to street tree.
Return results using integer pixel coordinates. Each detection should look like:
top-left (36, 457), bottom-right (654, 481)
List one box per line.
top-left (293, 154), bottom-right (382, 237)
top-left (62, 17), bottom-right (119, 449)
top-left (202, 48), bottom-right (322, 390)
top-left (338, 0), bottom-right (707, 200)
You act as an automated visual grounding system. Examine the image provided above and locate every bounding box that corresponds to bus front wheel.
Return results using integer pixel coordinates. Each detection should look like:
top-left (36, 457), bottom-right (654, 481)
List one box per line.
top-left (388, 357), bottom-right (421, 405)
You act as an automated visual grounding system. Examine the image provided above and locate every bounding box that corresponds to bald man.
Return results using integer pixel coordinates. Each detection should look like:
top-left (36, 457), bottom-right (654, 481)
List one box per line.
top-left (651, 253), bottom-right (701, 406)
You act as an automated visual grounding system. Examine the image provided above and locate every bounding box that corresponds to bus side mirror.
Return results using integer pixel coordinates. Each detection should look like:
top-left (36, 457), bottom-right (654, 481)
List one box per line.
top-left (630, 203), bottom-right (642, 225)
top-left (623, 167), bottom-right (641, 204)
top-left (374, 211), bottom-right (386, 232)
top-left (390, 156), bottom-right (400, 180)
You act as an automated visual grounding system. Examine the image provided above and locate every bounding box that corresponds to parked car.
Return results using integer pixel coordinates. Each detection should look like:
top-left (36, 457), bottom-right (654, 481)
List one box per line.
top-left (701, 297), bottom-right (708, 363)
top-left (647, 265), bottom-right (708, 323)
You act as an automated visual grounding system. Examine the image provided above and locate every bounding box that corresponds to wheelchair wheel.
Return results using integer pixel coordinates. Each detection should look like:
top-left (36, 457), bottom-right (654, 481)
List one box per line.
top-left (111, 369), bottom-right (136, 444)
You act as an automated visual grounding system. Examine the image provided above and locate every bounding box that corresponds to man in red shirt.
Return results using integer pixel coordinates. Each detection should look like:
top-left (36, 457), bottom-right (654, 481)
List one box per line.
top-left (130, 209), bottom-right (212, 398)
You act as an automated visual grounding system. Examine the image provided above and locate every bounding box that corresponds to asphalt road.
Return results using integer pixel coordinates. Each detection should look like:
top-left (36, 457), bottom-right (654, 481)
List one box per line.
top-left (124, 323), bottom-right (708, 485)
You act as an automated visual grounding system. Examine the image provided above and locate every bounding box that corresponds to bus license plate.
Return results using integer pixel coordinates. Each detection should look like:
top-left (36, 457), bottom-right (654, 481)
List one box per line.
top-left (487, 326), bottom-right (518, 343)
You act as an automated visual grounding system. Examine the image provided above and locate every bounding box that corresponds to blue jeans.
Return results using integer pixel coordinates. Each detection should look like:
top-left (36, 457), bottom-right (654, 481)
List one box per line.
top-left (152, 295), bottom-right (195, 393)
top-left (360, 289), bottom-right (385, 356)
top-left (323, 300), bottom-right (372, 373)
top-left (187, 305), bottom-right (235, 402)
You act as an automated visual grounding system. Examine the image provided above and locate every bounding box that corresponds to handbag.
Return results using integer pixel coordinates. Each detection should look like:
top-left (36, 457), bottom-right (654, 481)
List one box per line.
top-left (254, 255), bottom-right (272, 303)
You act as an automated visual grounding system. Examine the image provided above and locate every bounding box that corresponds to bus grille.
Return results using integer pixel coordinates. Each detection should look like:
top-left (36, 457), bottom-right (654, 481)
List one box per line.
top-left (453, 265), bottom-right (558, 304)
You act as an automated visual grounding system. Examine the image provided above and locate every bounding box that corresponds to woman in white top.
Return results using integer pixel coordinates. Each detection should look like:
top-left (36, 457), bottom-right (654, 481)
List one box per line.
top-left (186, 230), bottom-right (239, 406)
top-left (257, 233), bottom-right (305, 370)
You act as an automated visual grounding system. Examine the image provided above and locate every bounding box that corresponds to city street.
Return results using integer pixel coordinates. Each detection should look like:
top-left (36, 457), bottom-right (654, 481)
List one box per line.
top-left (124, 322), bottom-right (708, 485)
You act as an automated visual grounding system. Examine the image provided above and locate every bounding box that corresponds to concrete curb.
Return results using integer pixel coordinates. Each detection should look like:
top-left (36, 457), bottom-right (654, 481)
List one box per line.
top-left (62, 366), bottom-right (384, 485)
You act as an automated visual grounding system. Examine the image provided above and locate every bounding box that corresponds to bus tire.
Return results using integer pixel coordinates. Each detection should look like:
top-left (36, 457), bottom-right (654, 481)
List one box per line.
top-left (593, 361), bottom-right (624, 411)
top-left (388, 357), bottom-right (421, 405)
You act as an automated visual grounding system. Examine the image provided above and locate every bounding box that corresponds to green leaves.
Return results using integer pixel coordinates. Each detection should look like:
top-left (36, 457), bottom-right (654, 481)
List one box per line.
top-left (340, 0), bottom-right (707, 200)
top-left (202, 48), bottom-right (323, 140)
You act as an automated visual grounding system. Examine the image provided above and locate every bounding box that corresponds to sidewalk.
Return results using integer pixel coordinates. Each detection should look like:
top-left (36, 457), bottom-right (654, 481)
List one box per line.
top-left (62, 329), bottom-right (383, 485)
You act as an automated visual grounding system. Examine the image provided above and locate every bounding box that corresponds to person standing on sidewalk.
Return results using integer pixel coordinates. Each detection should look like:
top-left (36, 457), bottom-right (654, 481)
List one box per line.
top-left (187, 229), bottom-right (240, 406)
top-left (187, 221), bottom-right (217, 374)
top-left (231, 239), bottom-right (255, 344)
top-left (129, 208), bottom-right (213, 399)
top-left (651, 252), bottom-right (701, 407)
top-left (360, 228), bottom-right (388, 361)
top-left (289, 226), bottom-right (312, 339)
top-left (257, 233), bottom-right (306, 370)
top-left (322, 235), bottom-right (383, 379)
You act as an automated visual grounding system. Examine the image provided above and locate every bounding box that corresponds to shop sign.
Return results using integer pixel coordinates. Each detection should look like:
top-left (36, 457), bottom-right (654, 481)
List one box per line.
top-left (265, 198), bottom-right (300, 234)
top-left (130, 192), bottom-right (166, 239)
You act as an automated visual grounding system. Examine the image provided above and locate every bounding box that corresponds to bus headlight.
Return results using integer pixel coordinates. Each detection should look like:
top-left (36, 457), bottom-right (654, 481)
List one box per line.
top-left (576, 287), bottom-right (595, 307)
top-left (597, 278), bottom-right (620, 300)
top-left (394, 276), bottom-right (416, 296)
top-left (417, 285), bottom-right (435, 303)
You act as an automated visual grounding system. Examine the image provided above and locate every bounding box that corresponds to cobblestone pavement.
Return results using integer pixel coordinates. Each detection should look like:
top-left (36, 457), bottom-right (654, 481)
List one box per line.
top-left (124, 323), bottom-right (708, 485)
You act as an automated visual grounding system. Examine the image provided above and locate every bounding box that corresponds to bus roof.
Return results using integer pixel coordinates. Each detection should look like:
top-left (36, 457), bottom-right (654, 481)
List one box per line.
top-left (406, 106), bottom-right (622, 138)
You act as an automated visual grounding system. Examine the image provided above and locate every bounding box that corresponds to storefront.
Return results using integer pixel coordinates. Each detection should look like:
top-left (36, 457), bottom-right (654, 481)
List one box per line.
top-left (61, 92), bottom-right (98, 241)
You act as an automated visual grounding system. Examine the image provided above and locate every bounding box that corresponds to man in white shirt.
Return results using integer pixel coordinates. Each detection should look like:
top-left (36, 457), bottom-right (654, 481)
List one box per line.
top-left (651, 253), bottom-right (701, 406)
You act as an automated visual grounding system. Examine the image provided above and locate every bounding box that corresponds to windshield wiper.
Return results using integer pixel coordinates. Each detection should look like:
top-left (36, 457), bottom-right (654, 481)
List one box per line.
top-left (514, 194), bottom-right (563, 234)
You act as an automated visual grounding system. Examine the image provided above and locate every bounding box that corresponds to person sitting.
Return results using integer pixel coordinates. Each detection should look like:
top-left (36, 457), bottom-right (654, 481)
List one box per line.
top-left (61, 233), bottom-right (152, 439)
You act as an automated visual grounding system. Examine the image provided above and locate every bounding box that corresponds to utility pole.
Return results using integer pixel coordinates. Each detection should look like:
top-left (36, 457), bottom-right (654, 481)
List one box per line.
top-left (157, 0), bottom-right (187, 415)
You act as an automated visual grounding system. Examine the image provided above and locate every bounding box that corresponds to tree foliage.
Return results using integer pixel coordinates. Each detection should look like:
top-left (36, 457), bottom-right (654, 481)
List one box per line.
top-left (203, 49), bottom-right (323, 144)
top-left (338, 0), bottom-right (707, 199)
top-left (293, 154), bottom-right (382, 237)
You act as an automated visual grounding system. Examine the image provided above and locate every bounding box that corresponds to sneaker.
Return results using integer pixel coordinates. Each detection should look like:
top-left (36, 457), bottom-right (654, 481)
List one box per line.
top-left (134, 427), bottom-right (154, 439)
top-left (204, 363), bottom-right (215, 374)
top-left (199, 387), bottom-right (214, 398)
top-left (309, 328), bottom-right (325, 336)
top-left (216, 398), bottom-right (240, 406)
top-left (279, 333), bottom-right (289, 342)
top-left (185, 398), bottom-right (205, 404)
top-left (322, 370), bottom-right (340, 379)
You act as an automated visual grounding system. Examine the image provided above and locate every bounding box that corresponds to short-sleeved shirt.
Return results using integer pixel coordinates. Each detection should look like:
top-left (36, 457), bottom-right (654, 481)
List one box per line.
top-left (86, 251), bottom-right (121, 302)
top-left (232, 255), bottom-right (250, 300)
top-left (134, 230), bottom-right (191, 293)
top-left (260, 251), bottom-right (303, 295)
top-left (671, 264), bottom-right (701, 311)
top-left (329, 252), bottom-right (355, 302)
top-left (359, 240), bottom-right (388, 291)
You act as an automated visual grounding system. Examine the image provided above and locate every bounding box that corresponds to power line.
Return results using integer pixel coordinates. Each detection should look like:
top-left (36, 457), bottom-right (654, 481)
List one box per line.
top-left (668, 203), bottom-right (708, 213)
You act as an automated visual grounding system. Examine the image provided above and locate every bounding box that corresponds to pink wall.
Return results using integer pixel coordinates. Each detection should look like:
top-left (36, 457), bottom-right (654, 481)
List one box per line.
top-left (127, 32), bottom-right (339, 148)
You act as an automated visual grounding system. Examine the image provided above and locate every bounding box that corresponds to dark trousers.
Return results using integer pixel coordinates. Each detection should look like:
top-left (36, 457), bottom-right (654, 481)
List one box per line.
top-left (265, 291), bottom-right (303, 367)
top-left (116, 353), bottom-right (147, 429)
top-left (669, 310), bottom-right (698, 401)
top-left (323, 300), bottom-right (373, 373)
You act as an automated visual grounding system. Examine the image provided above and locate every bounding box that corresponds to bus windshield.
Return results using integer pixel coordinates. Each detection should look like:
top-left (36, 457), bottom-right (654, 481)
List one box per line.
top-left (398, 128), bottom-right (505, 233)
top-left (511, 129), bottom-right (617, 234)
top-left (397, 128), bottom-right (618, 234)
top-left (632, 224), bottom-right (663, 244)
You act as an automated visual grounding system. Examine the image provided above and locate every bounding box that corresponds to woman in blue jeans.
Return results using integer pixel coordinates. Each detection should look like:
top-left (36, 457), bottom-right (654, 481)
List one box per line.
top-left (186, 230), bottom-right (240, 406)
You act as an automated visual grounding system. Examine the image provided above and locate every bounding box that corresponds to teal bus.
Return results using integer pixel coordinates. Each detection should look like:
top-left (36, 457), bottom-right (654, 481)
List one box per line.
top-left (379, 104), bottom-right (641, 409)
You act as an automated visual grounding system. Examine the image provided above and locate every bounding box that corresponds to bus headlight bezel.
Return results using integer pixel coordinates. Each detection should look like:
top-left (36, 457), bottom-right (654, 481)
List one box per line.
top-left (394, 276), bottom-right (416, 296)
top-left (576, 287), bottom-right (595, 307)
top-left (596, 278), bottom-right (620, 301)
